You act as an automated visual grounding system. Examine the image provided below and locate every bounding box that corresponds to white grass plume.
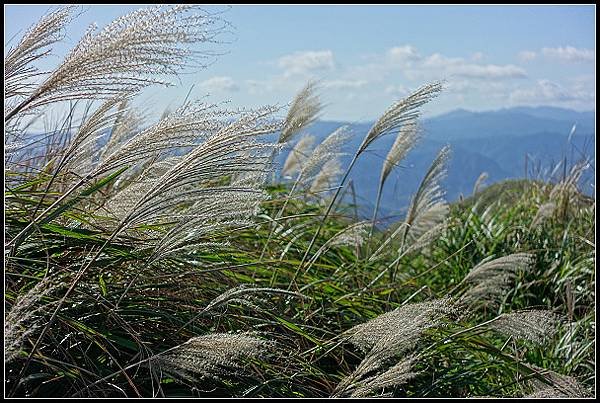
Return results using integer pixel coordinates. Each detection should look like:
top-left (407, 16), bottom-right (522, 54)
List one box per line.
top-left (309, 158), bottom-right (342, 195)
top-left (357, 82), bottom-right (442, 155)
top-left (525, 369), bottom-right (591, 398)
top-left (335, 298), bottom-right (455, 396)
top-left (348, 355), bottom-right (419, 397)
top-left (368, 146), bottom-right (450, 268)
top-left (345, 298), bottom-right (456, 354)
top-left (5, 278), bottom-right (60, 363)
top-left (530, 202), bottom-right (556, 228)
top-left (4, 6), bottom-right (74, 103)
top-left (401, 145), bottom-right (450, 247)
top-left (98, 99), bottom-right (145, 163)
top-left (300, 126), bottom-right (351, 188)
top-left (369, 118), bottom-right (420, 241)
top-left (154, 332), bottom-right (274, 383)
top-left (109, 106), bottom-right (281, 260)
top-left (307, 220), bottom-right (370, 266)
top-left (98, 101), bottom-right (238, 176)
top-left (279, 81), bottom-right (321, 144)
top-left (380, 118), bottom-right (420, 187)
top-left (489, 310), bottom-right (563, 344)
top-left (61, 97), bottom-right (128, 179)
top-left (459, 253), bottom-right (534, 309)
top-left (281, 135), bottom-right (315, 179)
top-left (472, 171), bottom-right (488, 195)
top-left (202, 284), bottom-right (306, 314)
top-left (6, 5), bottom-right (228, 119)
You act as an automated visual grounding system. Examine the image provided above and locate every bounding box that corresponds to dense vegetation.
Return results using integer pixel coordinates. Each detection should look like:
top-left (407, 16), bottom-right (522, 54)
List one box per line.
top-left (4, 5), bottom-right (595, 398)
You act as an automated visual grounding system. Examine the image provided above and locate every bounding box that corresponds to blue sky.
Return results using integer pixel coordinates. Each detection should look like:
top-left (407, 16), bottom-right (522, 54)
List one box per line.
top-left (4, 4), bottom-right (596, 121)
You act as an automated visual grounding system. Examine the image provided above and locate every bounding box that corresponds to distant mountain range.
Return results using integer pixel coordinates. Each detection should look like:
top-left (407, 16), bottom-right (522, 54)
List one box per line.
top-left (274, 106), bottom-right (596, 223)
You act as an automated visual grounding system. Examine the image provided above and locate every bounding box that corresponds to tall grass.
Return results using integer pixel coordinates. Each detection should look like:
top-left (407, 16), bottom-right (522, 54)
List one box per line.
top-left (4, 6), bottom-right (595, 398)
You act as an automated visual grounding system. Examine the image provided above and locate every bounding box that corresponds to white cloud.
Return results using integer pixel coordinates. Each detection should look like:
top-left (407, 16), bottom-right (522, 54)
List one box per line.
top-left (510, 79), bottom-right (595, 106)
top-left (323, 79), bottom-right (368, 89)
top-left (452, 63), bottom-right (527, 79)
top-left (541, 46), bottom-right (595, 62)
top-left (277, 50), bottom-right (335, 77)
top-left (198, 76), bottom-right (239, 92)
top-left (421, 53), bottom-right (526, 79)
top-left (518, 50), bottom-right (537, 62)
top-left (387, 45), bottom-right (421, 64)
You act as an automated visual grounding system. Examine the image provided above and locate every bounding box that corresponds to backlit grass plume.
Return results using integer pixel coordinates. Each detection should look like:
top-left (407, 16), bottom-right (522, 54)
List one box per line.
top-left (459, 253), bottom-right (535, 310)
top-left (369, 117), bottom-right (420, 241)
top-left (357, 82), bottom-right (442, 155)
top-left (298, 82), bottom-right (443, 274)
top-left (5, 278), bottom-right (61, 363)
top-left (347, 355), bottom-right (419, 398)
top-left (525, 369), bottom-right (591, 398)
top-left (489, 310), bottom-right (563, 344)
top-left (279, 81), bottom-right (321, 144)
top-left (335, 298), bottom-right (455, 397)
top-left (154, 332), bottom-right (274, 383)
top-left (282, 134), bottom-right (316, 179)
top-left (4, 5), bottom-right (74, 103)
top-left (6, 5), bottom-right (227, 121)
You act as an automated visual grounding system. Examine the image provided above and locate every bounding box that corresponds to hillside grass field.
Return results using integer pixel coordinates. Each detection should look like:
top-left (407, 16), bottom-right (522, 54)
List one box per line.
top-left (4, 5), bottom-right (595, 398)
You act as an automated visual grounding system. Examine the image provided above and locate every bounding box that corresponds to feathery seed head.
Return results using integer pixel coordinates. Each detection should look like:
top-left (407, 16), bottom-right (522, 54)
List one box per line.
top-left (490, 310), bottom-right (563, 344)
top-left (310, 158), bottom-right (342, 195)
top-left (380, 117), bottom-right (420, 186)
top-left (7, 5), bottom-right (229, 118)
top-left (280, 81), bottom-right (322, 144)
top-left (155, 332), bottom-right (274, 382)
top-left (282, 135), bottom-right (316, 178)
top-left (300, 126), bottom-right (351, 187)
top-left (359, 81), bottom-right (442, 154)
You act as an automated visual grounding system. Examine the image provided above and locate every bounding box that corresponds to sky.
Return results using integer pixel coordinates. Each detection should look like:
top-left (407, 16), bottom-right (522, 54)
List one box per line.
top-left (4, 4), bottom-right (596, 122)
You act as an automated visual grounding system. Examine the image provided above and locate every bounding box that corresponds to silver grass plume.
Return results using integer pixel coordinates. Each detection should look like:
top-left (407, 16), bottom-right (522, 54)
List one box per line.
top-left (549, 160), bottom-right (591, 218)
top-left (279, 81), bottom-right (321, 144)
top-left (400, 145), bottom-right (450, 248)
top-left (369, 118), bottom-right (420, 241)
top-left (459, 253), bottom-right (534, 309)
top-left (530, 202), bottom-right (557, 228)
top-left (357, 82), bottom-right (442, 155)
top-left (281, 135), bottom-right (316, 178)
top-left (98, 99), bottom-right (145, 163)
top-left (367, 145), bottom-right (449, 273)
top-left (335, 298), bottom-right (456, 396)
top-left (4, 6), bottom-right (74, 103)
top-left (369, 218), bottom-right (447, 264)
top-left (154, 332), bottom-right (274, 383)
top-left (348, 355), bottom-right (419, 398)
top-left (202, 284), bottom-right (306, 314)
top-left (345, 298), bottom-right (456, 354)
top-left (61, 97), bottom-right (128, 179)
top-left (6, 5), bottom-right (228, 120)
top-left (489, 310), bottom-right (563, 344)
top-left (472, 171), bottom-right (489, 195)
top-left (5, 278), bottom-right (60, 363)
top-left (300, 126), bottom-right (351, 189)
top-left (112, 106), bottom-right (281, 260)
top-left (549, 160), bottom-right (590, 201)
top-left (309, 158), bottom-right (342, 196)
top-left (525, 369), bottom-right (591, 398)
top-left (98, 101), bottom-right (239, 176)
top-left (307, 220), bottom-right (370, 266)
top-left (380, 117), bottom-right (420, 187)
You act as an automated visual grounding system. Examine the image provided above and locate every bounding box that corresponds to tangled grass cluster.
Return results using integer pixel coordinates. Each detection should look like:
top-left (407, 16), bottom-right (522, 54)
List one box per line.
top-left (4, 5), bottom-right (595, 398)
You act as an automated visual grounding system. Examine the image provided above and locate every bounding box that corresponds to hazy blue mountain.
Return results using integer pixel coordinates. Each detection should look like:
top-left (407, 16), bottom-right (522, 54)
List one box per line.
top-left (424, 107), bottom-right (594, 141)
top-left (275, 106), bottom-right (595, 223)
